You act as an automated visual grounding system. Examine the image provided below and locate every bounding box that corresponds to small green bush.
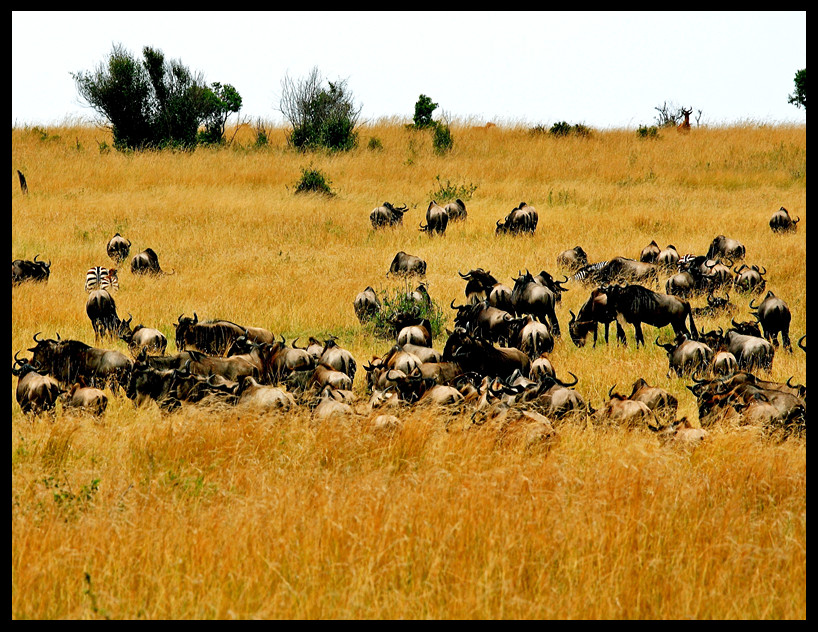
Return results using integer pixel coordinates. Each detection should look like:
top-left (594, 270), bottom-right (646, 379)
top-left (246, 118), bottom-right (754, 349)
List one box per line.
top-left (367, 136), bottom-right (383, 151)
top-left (428, 174), bottom-right (478, 203)
top-left (412, 94), bottom-right (439, 129)
top-left (549, 121), bottom-right (573, 136)
top-left (432, 122), bottom-right (454, 154)
top-left (637, 124), bottom-right (659, 139)
top-left (367, 282), bottom-right (447, 341)
top-left (293, 166), bottom-right (334, 196)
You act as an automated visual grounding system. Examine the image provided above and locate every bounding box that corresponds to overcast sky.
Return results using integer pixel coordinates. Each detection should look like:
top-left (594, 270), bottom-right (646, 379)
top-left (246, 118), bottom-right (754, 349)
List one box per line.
top-left (12, 11), bottom-right (806, 129)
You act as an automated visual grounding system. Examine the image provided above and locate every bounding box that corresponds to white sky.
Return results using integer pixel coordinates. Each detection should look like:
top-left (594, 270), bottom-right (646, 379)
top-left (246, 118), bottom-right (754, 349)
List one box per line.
top-left (12, 11), bottom-right (807, 129)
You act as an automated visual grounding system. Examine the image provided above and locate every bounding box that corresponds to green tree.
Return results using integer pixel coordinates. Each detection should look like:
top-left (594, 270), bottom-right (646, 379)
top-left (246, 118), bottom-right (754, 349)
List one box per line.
top-left (788, 68), bottom-right (806, 110)
top-left (279, 67), bottom-right (361, 152)
top-left (413, 94), bottom-right (439, 129)
top-left (199, 82), bottom-right (243, 144)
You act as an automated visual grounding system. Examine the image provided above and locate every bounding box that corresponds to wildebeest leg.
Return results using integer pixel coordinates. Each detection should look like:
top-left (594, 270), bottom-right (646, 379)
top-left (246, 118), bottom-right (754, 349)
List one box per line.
top-left (633, 322), bottom-right (645, 347)
top-left (549, 310), bottom-right (561, 337)
top-left (782, 329), bottom-right (792, 353)
top-left (614, 315), bottom-right (628, 346)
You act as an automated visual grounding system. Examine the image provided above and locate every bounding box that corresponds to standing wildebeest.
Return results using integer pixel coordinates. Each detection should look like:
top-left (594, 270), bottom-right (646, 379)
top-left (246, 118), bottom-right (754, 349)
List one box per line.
top-left (750, 291), bottom-right (792, 352)
top-left (656, 245), bottom-right (680, 271)
top-left (640, 240), bottom-right (661, 263)
top-left (131, 247), bottom-right (173, 276)
top-left (655, 334), bottom-right (714, 378)
top-left (106, 233), bottom-right (132, 264)
top-left (12, 352), bottom-right (63, 416)
top-left (495, 202), bottom-right (538, 235)
top-left (353, 286), bottom-right (381, 323)
top-left (419, 200), bottom-right (449, 235)
top-left (387, 251), bottom-right (427, 277)
top-left (706, 235), bottom-right (745, 262)
top-left (444, 198), bottom-right (467, 222)
top-left (86, 288), bottom-right (121, 342)
top-left (510, 271), bottom-right (561, 336)
top-left (722, 330), bottom-right (775, 372)
top-left (174, 314), bottom-right (247, 356)
top-left (602, 283), bottom-right (697, 347)
top-left (370, 202), bottom-right (409, 229)
top-left (556, 246), bottom-right (589, 272)
top-left (769, 206), bottom-right (800, 233)
top-left (12, 254), bottom-right (51, 286)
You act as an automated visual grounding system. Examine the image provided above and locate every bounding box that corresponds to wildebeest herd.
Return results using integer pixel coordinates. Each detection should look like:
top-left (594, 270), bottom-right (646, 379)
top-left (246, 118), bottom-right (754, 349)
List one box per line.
top-left (12, 203), bottom-right (806, 442)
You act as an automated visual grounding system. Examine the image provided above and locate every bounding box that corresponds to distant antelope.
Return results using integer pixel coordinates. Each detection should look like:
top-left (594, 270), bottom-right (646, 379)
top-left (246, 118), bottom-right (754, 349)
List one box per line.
top-left (677, 107), bottom-right (692, 133)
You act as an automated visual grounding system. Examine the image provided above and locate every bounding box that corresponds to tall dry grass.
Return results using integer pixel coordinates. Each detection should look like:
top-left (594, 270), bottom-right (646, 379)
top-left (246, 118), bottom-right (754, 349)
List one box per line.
top-left (12, 120), bottom-right (806, 619)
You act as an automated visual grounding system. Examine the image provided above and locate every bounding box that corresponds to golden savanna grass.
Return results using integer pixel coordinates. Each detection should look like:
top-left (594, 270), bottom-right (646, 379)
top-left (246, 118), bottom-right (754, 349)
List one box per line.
top-left (12, 120), bottom-right (806, 619)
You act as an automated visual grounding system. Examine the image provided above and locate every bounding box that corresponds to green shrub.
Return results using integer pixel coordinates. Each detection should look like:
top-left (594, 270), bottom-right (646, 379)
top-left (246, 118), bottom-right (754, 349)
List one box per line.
top-left (367, 282), bottom-right (447, 341)
top-left (367, 136), bottom-right (383, 151)
top-left (412, 94), bottom-right (439, 129)
top-left (293, 166), bottom-right (334, 196)
top-left (432, 122), bottom-right (454, 154)
top-left (428, 174), bottom-right (478, 203)
top-left (637, 124), bottom-right (659, 139)
top-left (549, 121), bottom-right (572, 136)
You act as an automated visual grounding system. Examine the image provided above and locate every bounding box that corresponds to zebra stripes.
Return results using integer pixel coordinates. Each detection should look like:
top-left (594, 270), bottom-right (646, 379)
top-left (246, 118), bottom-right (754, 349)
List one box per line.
top-left (85, 266), bottom-right (119, 293)
top-left (572, 261), bottom-right (609, 284)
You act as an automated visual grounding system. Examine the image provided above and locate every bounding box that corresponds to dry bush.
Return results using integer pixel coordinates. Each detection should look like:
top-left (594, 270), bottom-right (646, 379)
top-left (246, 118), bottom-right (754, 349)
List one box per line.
top-left (12, 121), bottom-right (805, 619)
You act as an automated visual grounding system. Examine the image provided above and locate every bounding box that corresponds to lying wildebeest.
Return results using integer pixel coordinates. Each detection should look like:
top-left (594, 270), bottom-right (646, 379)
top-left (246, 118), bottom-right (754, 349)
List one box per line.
top-left (370, 202), bottom-right (409, 229)
top-left (387, 251), bottom-right (427, 277)
top-left (12, 254), bottom-right (51, 286)
top-left (593, 385), bottom-right (660, 429)
top-left (419, 201), bottom-right (449, 235)
top-left (118, 315), bottom-right (168, 357)
top-left (733, 263), bottom-right (767, 295)
top-left (131, 247), bottom-right (173, 276)
top-left (750, 291), bottom-right (792, 352)
top-left (627, 378), bottom-right (679, 424)
top-left (769, 206), bottom-right (800, 233)
top-left (12, 352), bottom-right (63, 416)
top-left (706, 235), bottom-right (745, 261)
top-left (106, 233), bottom-right (132, 264)
top-left (602, 282), bottom-right (697, 347)
top-left (61, 382), bottom-right (109, 416)
top-left (556, 246), bottom-right (589, 272)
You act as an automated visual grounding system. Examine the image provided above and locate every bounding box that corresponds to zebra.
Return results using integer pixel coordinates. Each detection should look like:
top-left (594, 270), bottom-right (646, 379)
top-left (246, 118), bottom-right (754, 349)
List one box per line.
top-left (572, 261), bottom-right (609, 285)
top-left (85, 266), bottom-right (119, 293)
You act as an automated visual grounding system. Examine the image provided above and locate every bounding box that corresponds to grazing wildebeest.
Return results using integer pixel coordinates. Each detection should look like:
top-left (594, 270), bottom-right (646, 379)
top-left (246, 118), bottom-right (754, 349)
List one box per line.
top-left (769, 206), bottom-right (800, 233)
top-left (722, 330), bottom-right (775, 372)
top-left (353, 286), bottom-right (381, 323)
top-left (419, 201), bottom-right (449, 235)
top-left (12, 352), bottom-right (63, 416)
top-left (86, 288), bottom-right (121, 342)
top-left (509, 315), bottom-right (554, 358)
top-left (706, 235), bottom-right (745, 261)
top-left (131, 247), bottom-right (173, 276)
top-left (655, 334), bottom-right (714, 378)
top-left (733, 263), bottom-right (767, 295)
top-left (174, 314), bottom-right (247, 356)
top-left (118, 315), bottom-right (168, 357)
top-left (444, 198), bottom-right (467, 222)
top-left (451, 300), bottom-right (519, 344)
top-left (601, 283), bottom-right (697, 347)
top-left (750, 291), bottom-right (792, 352)
top-left (656, 245), bottom-right (680, 271)
top-left (387, 251), bottom-right (427, 277)
top-left (12, 254), bottom-right (51, 286)
top-left (370, 202), bottom-right (409, 229)
top-left (106, 233), bottom-right (132, 264)
top-left (495, 202), bottom-right (538, 235)
top-left (568, 287), bottom-right (620, 348)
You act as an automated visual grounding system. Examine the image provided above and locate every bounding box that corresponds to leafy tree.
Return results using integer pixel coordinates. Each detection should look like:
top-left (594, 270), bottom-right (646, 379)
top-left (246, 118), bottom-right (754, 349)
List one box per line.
top-left (279, 67), bottom-right (361, 151)
top-left (73, 44), bottom-right (240, 150)
top-left (412, 94), bottom-right (439, 129)
top-left (788, 68), bottom-right (806, 110)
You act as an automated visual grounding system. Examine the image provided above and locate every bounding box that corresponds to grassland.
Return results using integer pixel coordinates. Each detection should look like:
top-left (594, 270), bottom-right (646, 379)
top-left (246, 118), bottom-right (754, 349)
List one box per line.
top-left (11, 120), bottom-right (806, 619)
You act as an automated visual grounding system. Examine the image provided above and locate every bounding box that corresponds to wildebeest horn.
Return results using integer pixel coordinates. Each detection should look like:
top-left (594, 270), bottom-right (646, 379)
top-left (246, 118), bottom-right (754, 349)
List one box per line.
top-left (757, 265), bottom-right (766, 276)
top-left (192, 313), bottom-right (198, 324)
top-left (748, 297), bottom-right (760, 310)
top-left (568, 309), bottom-right (576, 324)
top-left (292, 338), bottom-right (303, 349)
top-left (33, 331), bottom-right (44, 343)
top-left (786, 376), bottom-right (804, 389)
top-left (458, 270), bottom-right (470, 279)
top-left (558, 372), bottom-right (579, 387)
top-left (450, 299), bottom-right (465, 310)
top-left (608, 384), bottom-right (618, 399)
top-left (733, 263), bottom-right (746, 273)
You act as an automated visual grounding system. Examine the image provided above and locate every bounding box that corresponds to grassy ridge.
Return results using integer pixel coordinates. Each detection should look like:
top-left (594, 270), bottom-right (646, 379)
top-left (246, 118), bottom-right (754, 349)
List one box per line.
top-left (11, 121), bottom-right (806, 619)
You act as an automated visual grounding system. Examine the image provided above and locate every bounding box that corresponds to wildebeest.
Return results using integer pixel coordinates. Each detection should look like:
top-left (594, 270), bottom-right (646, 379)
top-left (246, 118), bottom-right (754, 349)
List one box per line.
top-left (235, 376), bottom-right (296, 411)
top-left (580, 257), bottom-right (659, 287)
top-left (387, 251), bottom-right (427, 277)
top-left (656, 245), bottom-right (680, 271)
top-left (706, 235), bottom-right (745, 261)
top-left (508, 315), bottom-right (554, 358)
top-left (651, 418), bottom-right (707, 447)
top-left (419, 200), bottom-right (449, 235)
top-left (769, 206), bottom-right (800, 233)
top-left (131, 247), bottom-right (173, 276)
top-left (106, 233), bottom-right (132, 264)
top-left (640, 240), bottom-right (661, 263)
top-left (450, 300), bottom-right (519, 344)
top-left (568, 287), bottom-right (620, 348)
top-left (442, 331), bottom-right (530, 381)
top-left (28, 334), bottom-right (133, 393)
top-left (733, 264), bottom-right (767, 295)
top-left (722, 330), bottom-right (775, 372)
top-left (593, 385), bottom-right (660, 429)
top-left (510, 271), bottom-right (561, 336)
top-left (602, 283), bottom-right (698, 347)
top-left (353, 286), bottom-right (381, 323)
top-left (86, 288), bottom-right (121, 342)
top-left (370, 202), bottom-right (409, 229)
top-left (655, 334), bottom-right (714, 378)
top-left (175, 314), bottom-right (246, 356)
top-left (556, 246), bottom-right (589, 272)
top-left (395, 317), bottom-right (433, 348)
top-left (627, 378), bottom-right (679, 424)
top-left (444, 198), bottom-right (467, 222)
top-left (61, 383), bottom-right (109, 416)
top-left (12, 352), bottom-right (63, 416)
top-left (118, 315), bottom-right (168, 357)
top-left (750, 291), bottom-right (792, 352)
top-left (495, 202), bottom-right (538, 235)
top-left (12, 254), bottom-right (51, 286)
top-left (531, 270), bottom-right (569, 303)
